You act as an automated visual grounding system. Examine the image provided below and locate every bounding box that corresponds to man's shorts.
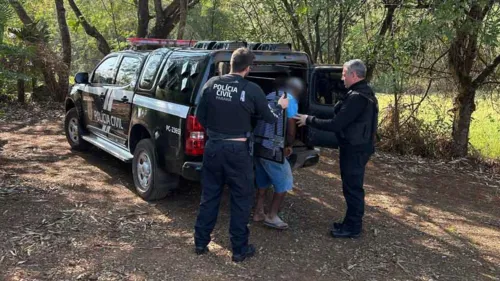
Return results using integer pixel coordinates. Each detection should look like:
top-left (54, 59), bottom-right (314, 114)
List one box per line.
top-left (255, 157), bottom-right (293, 193)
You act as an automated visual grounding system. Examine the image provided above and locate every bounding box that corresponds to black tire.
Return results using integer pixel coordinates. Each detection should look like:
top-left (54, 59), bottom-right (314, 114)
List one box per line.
top-left (132, 139), bottom-right (179, 201)
top-left (64, 108), bottom-right (91, 151)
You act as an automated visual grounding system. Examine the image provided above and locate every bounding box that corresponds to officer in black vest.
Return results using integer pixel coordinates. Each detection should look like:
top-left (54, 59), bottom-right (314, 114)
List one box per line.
top-left (194, 48), bottom-right (289, 262)
top-left (295, 59), bottom-right (378, 238)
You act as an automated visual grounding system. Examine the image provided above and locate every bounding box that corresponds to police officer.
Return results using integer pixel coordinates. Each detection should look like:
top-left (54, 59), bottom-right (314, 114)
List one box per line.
top-left (194, 48), bottom-right (289, 262)
top-left (295, 59), bottom-right (378, 238)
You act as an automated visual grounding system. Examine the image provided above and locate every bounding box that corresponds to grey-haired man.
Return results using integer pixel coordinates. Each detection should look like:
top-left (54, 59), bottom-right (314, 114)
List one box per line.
top-left (295, 59), bottom-right (378, 238)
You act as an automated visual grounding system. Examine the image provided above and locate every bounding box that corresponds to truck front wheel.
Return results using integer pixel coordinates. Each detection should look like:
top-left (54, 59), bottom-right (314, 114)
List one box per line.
top-left (64, 108), bottom-right (91, 151)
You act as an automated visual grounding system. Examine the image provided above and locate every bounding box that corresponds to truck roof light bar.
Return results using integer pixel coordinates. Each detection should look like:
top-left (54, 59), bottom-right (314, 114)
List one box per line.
top-left (127, 38), bottom-right (197, 49)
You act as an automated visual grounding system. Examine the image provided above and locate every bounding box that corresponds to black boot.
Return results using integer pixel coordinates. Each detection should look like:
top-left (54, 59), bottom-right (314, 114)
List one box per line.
top-left (195, 246), bottom-right (209, 255)
top-left (232, 244), bottom-right (256, 263)
top-left (331, 221), bottom-right (344, 231)
top-left (330, 227), bottom-right (361, 238)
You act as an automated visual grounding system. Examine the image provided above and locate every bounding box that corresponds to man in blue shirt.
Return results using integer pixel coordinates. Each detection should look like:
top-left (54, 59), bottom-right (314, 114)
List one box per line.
top-left (253, 77), bottom-right (303, 230)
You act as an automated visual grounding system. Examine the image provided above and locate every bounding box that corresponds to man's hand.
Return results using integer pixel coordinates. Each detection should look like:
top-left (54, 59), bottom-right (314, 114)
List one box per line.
top-left (285, 146), bottom-right (293, 157)
top-left (278, 95), bottom-right (289, 109)
top-left (294, 114), bottom-right (309, 127)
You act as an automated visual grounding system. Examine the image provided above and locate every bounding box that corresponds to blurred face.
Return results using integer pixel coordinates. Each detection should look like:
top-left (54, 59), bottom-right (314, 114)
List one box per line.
top-left (342, 66), bottom-right (356, 88)
top-left (286, 78), bottom-right (304, 98)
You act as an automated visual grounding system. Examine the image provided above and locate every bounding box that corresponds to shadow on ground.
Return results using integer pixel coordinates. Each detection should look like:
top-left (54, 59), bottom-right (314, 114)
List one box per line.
top-left (0, 110), bottom-right (499, 281)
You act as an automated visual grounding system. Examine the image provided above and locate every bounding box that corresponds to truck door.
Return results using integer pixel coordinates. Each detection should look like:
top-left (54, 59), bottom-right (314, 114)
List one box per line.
top-left (86, 55), bottom-right (120, 139)
top-left (305, 65), bottom-right (347, 148)
top-left (107, 55), bottom-right (143, 145)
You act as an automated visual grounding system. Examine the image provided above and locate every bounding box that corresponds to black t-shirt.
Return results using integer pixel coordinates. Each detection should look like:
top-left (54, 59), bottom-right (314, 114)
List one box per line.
top-left (196, 74), bottom-right (281, 136)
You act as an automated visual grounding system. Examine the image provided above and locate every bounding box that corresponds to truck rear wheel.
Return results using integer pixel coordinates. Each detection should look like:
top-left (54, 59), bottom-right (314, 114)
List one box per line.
top-left (64, 108), bottom-right (91, 151)
top-left (132, 139), bottom-right (178, 201)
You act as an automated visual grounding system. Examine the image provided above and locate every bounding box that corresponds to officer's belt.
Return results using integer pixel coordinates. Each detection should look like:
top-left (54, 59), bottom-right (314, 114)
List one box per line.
top-left (206, 129), bottom-right (250, 141)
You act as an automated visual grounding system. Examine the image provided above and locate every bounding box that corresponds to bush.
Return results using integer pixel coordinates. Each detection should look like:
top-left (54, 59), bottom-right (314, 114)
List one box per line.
top-left (377, 104), bottom-right (454, 159)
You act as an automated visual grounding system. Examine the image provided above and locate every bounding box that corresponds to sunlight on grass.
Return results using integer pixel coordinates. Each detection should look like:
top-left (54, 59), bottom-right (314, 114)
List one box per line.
top-left (377, 93), bottom-right (500, 159)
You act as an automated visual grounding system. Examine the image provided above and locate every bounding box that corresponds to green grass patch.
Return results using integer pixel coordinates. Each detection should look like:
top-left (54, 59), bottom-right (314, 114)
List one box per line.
top-left (377, 93), bottom-right (500, 160)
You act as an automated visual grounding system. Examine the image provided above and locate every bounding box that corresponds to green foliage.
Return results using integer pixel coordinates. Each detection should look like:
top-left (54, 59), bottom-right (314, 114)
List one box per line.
top-left (0, 0), bottom-right (13, 43)
top-left (0, 0), bottom-right (498, 160)
top-left (378, 93), bottom-right (500, 159)
top-left (9, 21), bottom-right (50, 43)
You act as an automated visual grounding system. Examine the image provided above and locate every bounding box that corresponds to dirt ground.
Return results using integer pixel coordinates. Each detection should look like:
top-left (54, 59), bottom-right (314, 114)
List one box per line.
top-left (0, 103), bottom-right (499, 281)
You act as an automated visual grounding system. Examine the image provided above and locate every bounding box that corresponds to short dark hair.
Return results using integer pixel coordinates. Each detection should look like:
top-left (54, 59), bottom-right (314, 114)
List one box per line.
top-left (230, 48), bottom-right (255, 73)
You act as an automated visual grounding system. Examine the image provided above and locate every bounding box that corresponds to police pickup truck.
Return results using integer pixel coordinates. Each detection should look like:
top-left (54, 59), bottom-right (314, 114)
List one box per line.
top-left (64, 38), bottom-right (346, 201)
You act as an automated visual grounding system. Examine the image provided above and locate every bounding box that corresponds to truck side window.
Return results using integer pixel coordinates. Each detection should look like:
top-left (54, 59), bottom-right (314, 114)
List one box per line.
top-left (139, 53), bottom-right (163, 90)
top-left (156, 56), bottom-right (205, 104)
top-left (116, 57), bottom-right (141, 86)
top-left (315, 72), bottom-right (346, 105)
top-left (92, 56), bottom-right (118, 84)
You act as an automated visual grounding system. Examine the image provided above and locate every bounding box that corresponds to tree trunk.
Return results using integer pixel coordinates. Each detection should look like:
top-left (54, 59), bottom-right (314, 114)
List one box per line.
top-left (17, 79), bottom-right (25, 103)
top-left (149, 0), bottom-right (200, 39)
top-left (452, 86), bottom-right (476, 157)
top-left (177, 0), bottom-right (187, 39)
top-left (365, 2), bottom-right (398, 81)
top-left (55, 0), bottom-right (71, 102)
top-left (0, 24), bottom-right (4, 44)
top-left (313, 12), bottom-right (321, 63)
top-left (31, 77), bottom-right (37, 92)
top-left (68, 0), bottom-right (110, 55)
top-left (211, 0), bottom-right (217, 38)
top-left (447, 1), bottom-right (496, 157)
top-left (137, 0), bottom-right (150, 38)
top-left (334, 11), bottom-right (344, 64)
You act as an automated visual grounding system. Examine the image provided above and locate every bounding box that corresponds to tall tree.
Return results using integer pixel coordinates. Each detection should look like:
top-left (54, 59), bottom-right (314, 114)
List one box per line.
top-left (67, 0), bottom-right (110, 56)
top-left (55, 0), bottom-right (70, 101)
top-left (447, 0), bottom-right (500, 157)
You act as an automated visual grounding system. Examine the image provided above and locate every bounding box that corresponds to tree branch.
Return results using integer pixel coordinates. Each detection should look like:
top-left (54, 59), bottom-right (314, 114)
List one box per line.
top-left (68, 0), bottom-right (110, 55)
top-left (280, 0), bottom-right (312, 59)
top-left (472, 54), bottom-right (500, 88)
top-left (8, 0), bottom-right (33, 25)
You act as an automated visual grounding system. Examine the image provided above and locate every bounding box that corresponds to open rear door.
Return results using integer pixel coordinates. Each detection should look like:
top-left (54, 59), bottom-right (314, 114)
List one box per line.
top-left (305, 65), bottom-right (347, 148)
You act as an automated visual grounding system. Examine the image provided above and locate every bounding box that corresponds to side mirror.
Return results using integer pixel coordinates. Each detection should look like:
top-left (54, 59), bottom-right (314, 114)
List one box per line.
top-left (75, 72), bottom-right (89, 84)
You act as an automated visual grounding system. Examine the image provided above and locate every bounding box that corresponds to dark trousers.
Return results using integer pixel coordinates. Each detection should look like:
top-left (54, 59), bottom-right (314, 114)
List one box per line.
top-left (194, 140), bottom-right (254, 255)
top-left (339, 148), bottom-right (371, 232)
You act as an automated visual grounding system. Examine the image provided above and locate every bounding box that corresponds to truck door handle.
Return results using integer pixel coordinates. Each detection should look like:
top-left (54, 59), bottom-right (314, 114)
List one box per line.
top-left (121, 96), bottom-right (129, 102)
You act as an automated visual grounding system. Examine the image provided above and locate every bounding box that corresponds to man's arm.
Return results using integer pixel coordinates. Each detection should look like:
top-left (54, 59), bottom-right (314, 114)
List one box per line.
top-left (253, 85), bottom-right (286, 124)
top-left (286, 118), bottom-right (297, 146)
top-left (195, 80), bottom-right (212, 128)
top-left (306, 93), bottom-right (368, 132)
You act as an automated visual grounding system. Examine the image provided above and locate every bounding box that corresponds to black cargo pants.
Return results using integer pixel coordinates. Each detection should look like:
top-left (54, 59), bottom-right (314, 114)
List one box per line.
top-left (339, 148), bottom-right (372, 232)
top-left (194, 139), bottom-right (254, 255)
